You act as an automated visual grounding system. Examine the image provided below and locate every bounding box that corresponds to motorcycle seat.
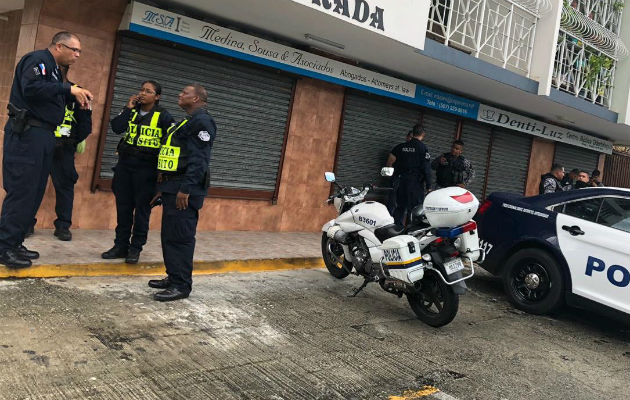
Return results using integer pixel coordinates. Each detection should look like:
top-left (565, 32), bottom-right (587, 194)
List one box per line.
top-left (374, 224), bottom-right (406, 242)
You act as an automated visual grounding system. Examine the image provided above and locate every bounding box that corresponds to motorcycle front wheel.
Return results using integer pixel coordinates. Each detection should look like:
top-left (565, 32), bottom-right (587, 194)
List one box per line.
top-left (321, 232), bottom-right (352, 279)
top-left (407, 270), bottom-right (459, 327)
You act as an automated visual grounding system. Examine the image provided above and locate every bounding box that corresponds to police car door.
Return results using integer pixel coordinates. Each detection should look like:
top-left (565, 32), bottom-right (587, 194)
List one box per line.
top-left (555, 195), bottom-right (630, 314)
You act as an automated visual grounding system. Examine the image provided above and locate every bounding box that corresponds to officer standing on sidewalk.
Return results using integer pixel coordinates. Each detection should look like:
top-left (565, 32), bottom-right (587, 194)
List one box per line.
top-left (149, 84), bottom-right (216, 302)
top-left (30, 64), bottom-right (92, 241)
top-left (386, 124), bottom-right (432, 226)
top-left (102, 80), bottom-right (174, 264)
top-left (0, 31), bottom-right (92, 268)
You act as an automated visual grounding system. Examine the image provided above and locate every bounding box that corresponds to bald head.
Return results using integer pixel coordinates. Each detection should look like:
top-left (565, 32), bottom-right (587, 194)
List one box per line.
top-left (50, 31), bottom-right (80, 47)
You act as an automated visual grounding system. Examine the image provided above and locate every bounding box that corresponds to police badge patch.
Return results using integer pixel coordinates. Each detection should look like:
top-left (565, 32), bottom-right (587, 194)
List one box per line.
top-left (198, 131), bottom-right (211, 142)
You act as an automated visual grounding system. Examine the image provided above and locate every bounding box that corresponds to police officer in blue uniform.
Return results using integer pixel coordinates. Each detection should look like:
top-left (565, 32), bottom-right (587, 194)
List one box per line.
top-left (102, 80), bottom-right (174, 264)
top-left (149, 84), bottom-right (216, 302)
top-left (30, 65), bottom-right (92, 241)
top-left (0, 32), bottom-right (92, 268)
top-left (386, 124), bottom-right (432, 226)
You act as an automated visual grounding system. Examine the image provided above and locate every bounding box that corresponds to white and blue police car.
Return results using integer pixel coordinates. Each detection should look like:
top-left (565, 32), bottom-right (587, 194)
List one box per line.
top-left (475, 187), bottom-right (629, 318)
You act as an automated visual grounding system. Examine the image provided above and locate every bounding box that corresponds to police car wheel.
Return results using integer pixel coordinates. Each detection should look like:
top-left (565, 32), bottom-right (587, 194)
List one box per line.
top-left (407, 270), bottom-right (459, 327)
top-left (503, 248), bottom-right (564, 315)
top-left (321, 233), bottom-right (351, 279)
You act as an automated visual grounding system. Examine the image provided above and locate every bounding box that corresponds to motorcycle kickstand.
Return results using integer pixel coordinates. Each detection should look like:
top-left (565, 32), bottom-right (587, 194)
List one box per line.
top-left (348, 278), bottom-right (371, 297)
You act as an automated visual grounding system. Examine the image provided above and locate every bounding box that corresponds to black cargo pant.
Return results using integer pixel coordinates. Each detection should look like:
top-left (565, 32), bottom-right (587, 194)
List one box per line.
top-left (50, 144), bottom-right (79, 230)
top-left (161, 192), bottom-right (204, 294)
top-left (0, 121), bottom-right (55, 252)
top-left (111, 155), bottom-right (157, 252)
top-left (393, 173), bottom-right (425, 226)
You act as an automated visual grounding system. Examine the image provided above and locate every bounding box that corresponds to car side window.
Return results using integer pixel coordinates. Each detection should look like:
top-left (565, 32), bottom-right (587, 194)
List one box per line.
top-left (597, 197), bottom-right (630, 233)
top-left (562, 198), bottom-right (602, 222)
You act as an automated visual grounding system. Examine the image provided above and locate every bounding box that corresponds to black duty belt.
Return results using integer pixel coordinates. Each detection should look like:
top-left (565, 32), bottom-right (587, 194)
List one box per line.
top-left (9, 117), bottom-right (56, 132)
top-left (26, 118), bottom-right (56, 131)
top-left (161, 174), bottom-right (185, 182)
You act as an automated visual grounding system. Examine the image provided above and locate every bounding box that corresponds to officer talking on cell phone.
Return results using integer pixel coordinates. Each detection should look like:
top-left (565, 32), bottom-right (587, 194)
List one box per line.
top-left (0, 31), bottom-right (92, 268)
top-left (149, 83), bottom-right (216, 302)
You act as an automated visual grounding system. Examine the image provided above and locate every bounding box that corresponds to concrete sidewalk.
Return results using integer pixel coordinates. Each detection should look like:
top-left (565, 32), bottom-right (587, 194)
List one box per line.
top-left (0, 230), bottom-right (323, 278)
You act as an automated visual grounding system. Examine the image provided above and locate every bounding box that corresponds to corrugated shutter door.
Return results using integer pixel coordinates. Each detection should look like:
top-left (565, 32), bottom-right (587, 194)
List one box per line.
top-left (336, 92), bottom-right (421, 188)
top-left (485, 128), bottom-right (532, 195)
top-left (100, 36), bottom-right (295, 191)
top-left (460, 121), bottom-right (492, 199)
top-left (421, 111), bottom-right (458, 187)
top-left (553, 143), bottom-right (600, 175)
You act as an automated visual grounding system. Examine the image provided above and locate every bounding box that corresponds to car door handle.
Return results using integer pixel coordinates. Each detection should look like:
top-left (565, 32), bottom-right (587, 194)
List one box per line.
top-left (562, 225), bottom-right (585, 236)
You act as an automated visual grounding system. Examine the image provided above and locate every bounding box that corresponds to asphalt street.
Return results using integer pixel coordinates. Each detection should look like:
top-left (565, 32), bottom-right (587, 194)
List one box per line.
top-left (0, 268), bottom-right (627, 400)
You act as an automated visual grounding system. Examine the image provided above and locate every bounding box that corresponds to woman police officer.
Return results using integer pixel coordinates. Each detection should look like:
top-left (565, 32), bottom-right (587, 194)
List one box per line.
top-left (102, 81), bottom-right (175, 264)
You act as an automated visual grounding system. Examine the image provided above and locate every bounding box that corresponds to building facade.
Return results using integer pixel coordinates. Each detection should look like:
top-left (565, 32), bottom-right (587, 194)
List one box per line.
top-left (0, 0), bottom-right (628, 232)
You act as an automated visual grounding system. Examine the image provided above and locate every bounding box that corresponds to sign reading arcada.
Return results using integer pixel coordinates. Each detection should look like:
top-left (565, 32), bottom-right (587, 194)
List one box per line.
top-left (310, 0), bottom-right (384, 30)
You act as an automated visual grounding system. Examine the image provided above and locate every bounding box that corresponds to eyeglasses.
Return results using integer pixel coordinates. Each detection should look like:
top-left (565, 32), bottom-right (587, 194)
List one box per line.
top-left (139, 88), bottom-right (156, 94)
top-left (60, 43), bottom-right (82, 54)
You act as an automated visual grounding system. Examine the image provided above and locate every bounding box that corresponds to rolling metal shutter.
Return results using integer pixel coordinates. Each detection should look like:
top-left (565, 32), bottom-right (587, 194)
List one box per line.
top-left (421, 111), bottom-right (458, 187)
top-left (485, 128), bottom-right (532, 195)
top-left (460, 121), bottom-right (492, 200)
top-left (335, 92), bottom-right (421, 188)
top-left (553, 143), bottom-right (600, 176)
top-left (99, 36), bottom-right (295, 191)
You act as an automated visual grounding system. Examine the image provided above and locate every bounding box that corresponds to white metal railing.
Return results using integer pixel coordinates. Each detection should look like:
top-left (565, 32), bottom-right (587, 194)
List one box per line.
top-left (566, 0), bottom-right (624, 35)
top-left (552, 30), bottom-right (617, 107)
top-left (560, 1), bottom-right (628, 59)
top-left (426, 0), bottom-right (545, 76)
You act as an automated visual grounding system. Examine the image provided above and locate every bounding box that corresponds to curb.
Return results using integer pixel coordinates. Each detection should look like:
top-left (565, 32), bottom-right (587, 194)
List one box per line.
top-left (0, 257), bottom-right (325, 279)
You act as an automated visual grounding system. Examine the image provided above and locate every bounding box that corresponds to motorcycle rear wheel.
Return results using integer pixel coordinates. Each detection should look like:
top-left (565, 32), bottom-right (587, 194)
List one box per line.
top-left (407, 270), bottom-right (459, 327)
top-left (321, 232), bottom-right (352, 279)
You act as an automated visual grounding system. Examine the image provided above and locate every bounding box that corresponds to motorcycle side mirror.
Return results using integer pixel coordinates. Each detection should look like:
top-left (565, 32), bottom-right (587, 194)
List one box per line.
top-left (381, 167), bottom-right (394, 177)
top-left (324, 172), bottom-right (336, 182)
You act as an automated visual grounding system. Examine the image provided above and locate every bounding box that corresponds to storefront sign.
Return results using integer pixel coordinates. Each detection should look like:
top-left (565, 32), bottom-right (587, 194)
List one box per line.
top-left (288, 0), bottom-right (429, 49)
top-left (416, 85), bottom-right (479, 119)
top-left (125, 2), bottom-right (415, 100)
top-left (477, 104), bottom-right (613, 154)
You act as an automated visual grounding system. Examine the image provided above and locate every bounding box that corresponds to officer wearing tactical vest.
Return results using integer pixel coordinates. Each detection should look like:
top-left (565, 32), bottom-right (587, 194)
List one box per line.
top-left (148, 83), bottom-right (216, 302)
top-left (386, 124), bottom-right (432, 226)
top-left (102, 80), bottom-right (174, 264)
top-left (29, 64), bottom-right (92, 242)
top-left (0, 31), bottom-right (92, 269)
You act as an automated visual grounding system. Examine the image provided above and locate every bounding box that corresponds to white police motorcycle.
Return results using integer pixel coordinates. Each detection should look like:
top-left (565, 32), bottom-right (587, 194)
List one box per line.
top-left (321, 169), bottom-right (482, 327)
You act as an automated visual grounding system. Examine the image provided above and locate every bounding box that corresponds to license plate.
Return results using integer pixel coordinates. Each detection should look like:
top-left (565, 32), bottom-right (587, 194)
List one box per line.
top-left (444, 258), bottom-right (465, 275)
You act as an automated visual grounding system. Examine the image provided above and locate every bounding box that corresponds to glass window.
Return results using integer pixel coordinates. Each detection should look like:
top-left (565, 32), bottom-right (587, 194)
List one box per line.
top-left (562, 198), bottom-right (602, 222)
top-left (597, 197), bottom-right (630, 233)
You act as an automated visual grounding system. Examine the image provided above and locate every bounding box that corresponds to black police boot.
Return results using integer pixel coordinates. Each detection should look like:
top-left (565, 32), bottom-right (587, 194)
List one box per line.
top-left (148, 277), bottom-right (170, 289)
top-left (0, 249), bottom-right (32, 269)
top-left (101, 246), bottom-right (128, 259)
top-left (125, 248), bottom-right (141, 264)
top-left (153, 287), bottom-right (189, 302)
top-left (53, 228), bottom-right (72, 241)
top-left (16, 245), bottom-right (39, 260)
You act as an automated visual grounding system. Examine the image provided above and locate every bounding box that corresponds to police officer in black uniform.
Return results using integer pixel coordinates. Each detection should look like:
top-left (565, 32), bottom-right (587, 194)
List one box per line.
top-left (148, 84), bottom-right (216, 302)
top-left (0, 32), bottom-right (92, 268)
top-left (30, 65), bottom-right (92, 241)
top-left (386, 124), bottom-right (432, 226)
top-left (102, 80), bottom-right (174, 264)
top-left (387, 130), bottom-right (412, 215)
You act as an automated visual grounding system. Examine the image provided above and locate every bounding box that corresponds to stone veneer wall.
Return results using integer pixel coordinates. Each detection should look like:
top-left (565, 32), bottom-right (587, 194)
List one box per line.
top-left (0, 9), bottom-right (23, 192)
